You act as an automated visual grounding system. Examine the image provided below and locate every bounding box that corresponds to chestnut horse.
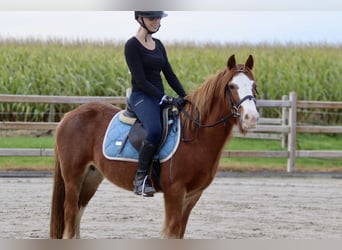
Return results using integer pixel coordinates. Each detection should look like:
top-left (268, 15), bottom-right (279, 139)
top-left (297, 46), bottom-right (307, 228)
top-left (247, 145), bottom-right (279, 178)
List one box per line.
top-left (50, 54), bottom-right (259, 239)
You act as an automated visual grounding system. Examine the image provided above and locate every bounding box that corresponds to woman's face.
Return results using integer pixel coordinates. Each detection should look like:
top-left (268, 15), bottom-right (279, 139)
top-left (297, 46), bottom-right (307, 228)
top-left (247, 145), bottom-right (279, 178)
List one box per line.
top-left (141, 17), bottom-right (161, 32)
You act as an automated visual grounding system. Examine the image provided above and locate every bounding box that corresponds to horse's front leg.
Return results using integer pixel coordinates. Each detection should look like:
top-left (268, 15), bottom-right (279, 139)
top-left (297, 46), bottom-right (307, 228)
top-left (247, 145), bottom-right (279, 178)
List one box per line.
top-left (179, 191), bottom-right (203, 238)
top-left (161, 187), bottom-right (186, 238)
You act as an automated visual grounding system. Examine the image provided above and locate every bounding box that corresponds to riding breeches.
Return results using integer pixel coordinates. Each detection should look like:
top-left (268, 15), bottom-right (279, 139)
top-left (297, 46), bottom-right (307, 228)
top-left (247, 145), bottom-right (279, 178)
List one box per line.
top-left (129, 90), bottom-right (162, 146)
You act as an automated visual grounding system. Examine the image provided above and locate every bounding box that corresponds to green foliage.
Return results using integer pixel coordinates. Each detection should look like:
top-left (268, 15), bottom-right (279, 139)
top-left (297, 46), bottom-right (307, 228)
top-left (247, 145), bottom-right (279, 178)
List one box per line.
top-left (0, 39), bottom-right (341, 123)
top-left (0, 134), bottom-right (341, 170)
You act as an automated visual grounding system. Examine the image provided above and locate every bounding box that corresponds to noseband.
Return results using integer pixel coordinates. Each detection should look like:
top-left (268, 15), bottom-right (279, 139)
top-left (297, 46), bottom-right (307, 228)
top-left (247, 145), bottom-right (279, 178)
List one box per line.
top-left (228, 88), bottom-right (256, 118)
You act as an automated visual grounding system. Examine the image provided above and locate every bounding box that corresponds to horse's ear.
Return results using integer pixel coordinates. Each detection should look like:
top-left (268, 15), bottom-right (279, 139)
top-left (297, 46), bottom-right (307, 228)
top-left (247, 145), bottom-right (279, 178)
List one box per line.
top-left (245, 54), bottom-right (254, 70)
top-left (227, 54), bottom-right (236, 70)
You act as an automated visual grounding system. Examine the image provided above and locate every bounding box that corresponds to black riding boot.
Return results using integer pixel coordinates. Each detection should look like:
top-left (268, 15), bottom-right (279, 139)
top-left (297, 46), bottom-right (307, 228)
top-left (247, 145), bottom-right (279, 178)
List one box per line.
top-left (133, 140), bottom-right (157, 197)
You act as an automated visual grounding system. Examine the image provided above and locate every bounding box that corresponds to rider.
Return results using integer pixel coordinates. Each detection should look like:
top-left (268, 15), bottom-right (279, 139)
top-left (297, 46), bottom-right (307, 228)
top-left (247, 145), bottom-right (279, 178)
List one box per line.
top-left (124, 11), bottom-right (187, 197)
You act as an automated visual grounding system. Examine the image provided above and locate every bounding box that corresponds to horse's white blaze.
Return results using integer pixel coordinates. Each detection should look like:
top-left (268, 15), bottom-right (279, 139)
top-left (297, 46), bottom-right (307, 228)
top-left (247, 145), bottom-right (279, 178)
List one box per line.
top-left (232, 73), bottom-right (259, 129)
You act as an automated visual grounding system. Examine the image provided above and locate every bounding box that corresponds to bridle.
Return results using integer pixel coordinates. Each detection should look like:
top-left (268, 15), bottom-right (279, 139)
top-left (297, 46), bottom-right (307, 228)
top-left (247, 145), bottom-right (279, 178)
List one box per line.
top-left (180, 68), bottom-right (257, 141)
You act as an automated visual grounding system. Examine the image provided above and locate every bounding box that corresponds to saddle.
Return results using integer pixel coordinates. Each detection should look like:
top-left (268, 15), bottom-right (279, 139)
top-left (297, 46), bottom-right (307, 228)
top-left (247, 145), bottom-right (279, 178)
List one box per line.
top-left (118, 94), bottom-right (179, 153)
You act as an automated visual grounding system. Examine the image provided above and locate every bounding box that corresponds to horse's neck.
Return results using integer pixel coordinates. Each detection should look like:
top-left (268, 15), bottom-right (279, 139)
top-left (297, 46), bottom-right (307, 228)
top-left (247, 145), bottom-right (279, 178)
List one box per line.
top-left (187, 100), bottom-right (235, 152)
top-left (184, 72), bottom-right (236, 153)
top-left (200, 113), bottom-right (234, 150)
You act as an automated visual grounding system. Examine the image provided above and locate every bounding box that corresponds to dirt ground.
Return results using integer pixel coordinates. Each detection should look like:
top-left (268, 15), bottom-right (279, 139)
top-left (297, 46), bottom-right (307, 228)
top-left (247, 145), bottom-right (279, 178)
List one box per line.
top-left (1, 175), bottom-right (342, 239)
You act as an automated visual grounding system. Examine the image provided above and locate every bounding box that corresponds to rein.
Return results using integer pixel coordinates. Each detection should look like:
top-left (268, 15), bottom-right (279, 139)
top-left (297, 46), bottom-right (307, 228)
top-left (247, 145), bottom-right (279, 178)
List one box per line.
top-left (180, 91), bottom-right (255, 142)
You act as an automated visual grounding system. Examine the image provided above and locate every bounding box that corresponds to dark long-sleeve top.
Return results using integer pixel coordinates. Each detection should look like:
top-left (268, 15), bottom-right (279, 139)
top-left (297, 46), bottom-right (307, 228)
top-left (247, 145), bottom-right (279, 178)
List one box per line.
top-left (124, 37), bottom-right (186, 101)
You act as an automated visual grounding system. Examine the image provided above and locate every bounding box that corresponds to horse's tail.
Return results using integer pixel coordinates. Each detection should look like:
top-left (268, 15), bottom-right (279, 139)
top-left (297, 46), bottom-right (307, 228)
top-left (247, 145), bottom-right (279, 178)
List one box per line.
top-left (50, 145), bottom-right (65, 239)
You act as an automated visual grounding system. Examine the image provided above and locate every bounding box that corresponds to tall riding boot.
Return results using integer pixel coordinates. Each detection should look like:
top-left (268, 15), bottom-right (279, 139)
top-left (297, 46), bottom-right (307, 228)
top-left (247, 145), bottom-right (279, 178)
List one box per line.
top-left (133, 140), bottom-right (157, 197)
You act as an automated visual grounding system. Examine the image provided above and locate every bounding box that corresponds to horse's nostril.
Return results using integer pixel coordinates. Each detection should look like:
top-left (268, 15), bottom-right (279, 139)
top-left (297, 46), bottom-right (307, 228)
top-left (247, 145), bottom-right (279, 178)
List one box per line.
top-left (243, 111), bottom-right (259, 124)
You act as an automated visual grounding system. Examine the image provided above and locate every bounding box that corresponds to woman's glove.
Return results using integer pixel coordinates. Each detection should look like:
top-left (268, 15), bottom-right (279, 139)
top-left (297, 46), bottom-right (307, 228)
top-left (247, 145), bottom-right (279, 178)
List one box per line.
top-left (160, 95), bottom-right (174, 106)
top-left (160, 95), bottom-right (186, 110)
top-left (172, 97), bottom-right (186, 110)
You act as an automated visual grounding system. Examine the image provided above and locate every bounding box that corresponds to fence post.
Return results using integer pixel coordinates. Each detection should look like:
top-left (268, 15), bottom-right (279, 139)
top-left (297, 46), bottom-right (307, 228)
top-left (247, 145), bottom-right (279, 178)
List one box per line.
top-left (287, 92), bottom-right (297, 172)
top-left (281, 95), bottom-right (289, 148)
top-left (48, 104), bottom-right (55, 122)
top-left (259, 93), bottom-right (264, 118)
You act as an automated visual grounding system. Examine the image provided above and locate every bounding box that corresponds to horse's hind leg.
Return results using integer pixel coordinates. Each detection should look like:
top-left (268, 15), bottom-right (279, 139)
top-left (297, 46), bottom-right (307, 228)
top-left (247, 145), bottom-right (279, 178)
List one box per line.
top-left (76, 165), bottom-right (104, 238)
top-left (63, 164), bottom-right (103, 239)
top-left (62, 177), bottom-right (82, 239)
top-left (60, 161), bottom-right (91, 239)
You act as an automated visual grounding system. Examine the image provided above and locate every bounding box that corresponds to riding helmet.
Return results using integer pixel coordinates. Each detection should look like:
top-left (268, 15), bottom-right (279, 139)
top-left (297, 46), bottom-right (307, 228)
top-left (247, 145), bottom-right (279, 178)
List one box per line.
top-left (134, 11), bottom-right (168, 20)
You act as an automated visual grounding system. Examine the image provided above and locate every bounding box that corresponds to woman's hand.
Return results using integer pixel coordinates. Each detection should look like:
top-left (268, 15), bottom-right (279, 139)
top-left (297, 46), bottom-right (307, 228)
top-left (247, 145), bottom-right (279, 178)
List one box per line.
top-left (161, 95), bottom-right (186, 110)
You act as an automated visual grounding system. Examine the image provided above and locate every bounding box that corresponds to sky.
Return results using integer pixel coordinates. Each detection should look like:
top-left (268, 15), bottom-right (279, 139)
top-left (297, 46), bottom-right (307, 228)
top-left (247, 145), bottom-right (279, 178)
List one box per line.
top-left (0, 0), bottom-right (341, 45)
top-left (0, 11), bottom-right (341, 45)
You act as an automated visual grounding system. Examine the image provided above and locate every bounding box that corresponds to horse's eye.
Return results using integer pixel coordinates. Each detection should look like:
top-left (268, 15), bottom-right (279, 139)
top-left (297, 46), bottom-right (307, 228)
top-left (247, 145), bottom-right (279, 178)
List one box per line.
top-left (229, 84), bottom-right (235, 90)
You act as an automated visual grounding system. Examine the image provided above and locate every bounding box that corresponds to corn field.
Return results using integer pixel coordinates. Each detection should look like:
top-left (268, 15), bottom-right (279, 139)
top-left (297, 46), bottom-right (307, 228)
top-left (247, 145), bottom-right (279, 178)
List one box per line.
top-left (0, 39), bottom-right (341, 124)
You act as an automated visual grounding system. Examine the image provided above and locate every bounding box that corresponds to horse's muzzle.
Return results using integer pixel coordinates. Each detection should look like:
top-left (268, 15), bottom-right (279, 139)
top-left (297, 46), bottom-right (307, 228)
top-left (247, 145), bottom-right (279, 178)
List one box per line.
top-left (240, 109), bottom-right (259, 130)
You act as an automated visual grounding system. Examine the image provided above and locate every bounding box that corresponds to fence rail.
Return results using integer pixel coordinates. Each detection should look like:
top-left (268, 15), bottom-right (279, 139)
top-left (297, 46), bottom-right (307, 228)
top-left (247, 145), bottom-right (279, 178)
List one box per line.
top-left (1, 93), bottom-right (342, 172)
top-left (0, 94), bottom-right (126, 104)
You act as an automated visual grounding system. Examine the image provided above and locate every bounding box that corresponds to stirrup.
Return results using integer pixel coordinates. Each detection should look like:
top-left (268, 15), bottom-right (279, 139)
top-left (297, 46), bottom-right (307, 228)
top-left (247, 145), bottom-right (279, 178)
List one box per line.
top-left (141, 176), bottom-right (155, 197)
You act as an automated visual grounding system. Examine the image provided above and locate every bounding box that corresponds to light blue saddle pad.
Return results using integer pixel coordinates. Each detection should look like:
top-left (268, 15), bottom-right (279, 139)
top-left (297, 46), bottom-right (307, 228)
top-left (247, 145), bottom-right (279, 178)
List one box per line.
top-left (102, 111), bottom-right (181, 163)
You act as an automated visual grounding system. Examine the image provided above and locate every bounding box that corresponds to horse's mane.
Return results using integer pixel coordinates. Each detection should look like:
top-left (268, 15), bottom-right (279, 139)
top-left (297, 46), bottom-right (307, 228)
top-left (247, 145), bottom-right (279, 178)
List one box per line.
top-left (181, 68), bottom-right (231, 131)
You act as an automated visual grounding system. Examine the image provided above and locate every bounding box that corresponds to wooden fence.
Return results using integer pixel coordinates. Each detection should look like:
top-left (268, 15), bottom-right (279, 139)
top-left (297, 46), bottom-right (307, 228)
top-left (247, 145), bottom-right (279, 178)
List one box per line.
top-left (1, 93), bottom-right (341, 172)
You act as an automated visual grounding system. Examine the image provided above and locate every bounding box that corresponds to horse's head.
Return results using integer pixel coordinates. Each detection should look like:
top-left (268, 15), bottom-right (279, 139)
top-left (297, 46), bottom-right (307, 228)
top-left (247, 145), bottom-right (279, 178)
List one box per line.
top-left (225, 54), bottom-right (259, 131)
top-left (181, 54), bottom-right (259, 136)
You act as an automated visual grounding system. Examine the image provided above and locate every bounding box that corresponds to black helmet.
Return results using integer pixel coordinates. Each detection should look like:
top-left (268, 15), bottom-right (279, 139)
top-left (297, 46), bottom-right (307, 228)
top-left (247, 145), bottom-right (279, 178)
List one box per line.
top-left (134, 11), bottom-right (167, 20)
